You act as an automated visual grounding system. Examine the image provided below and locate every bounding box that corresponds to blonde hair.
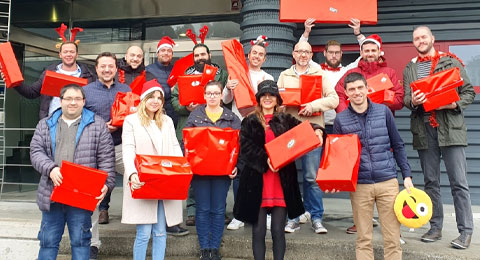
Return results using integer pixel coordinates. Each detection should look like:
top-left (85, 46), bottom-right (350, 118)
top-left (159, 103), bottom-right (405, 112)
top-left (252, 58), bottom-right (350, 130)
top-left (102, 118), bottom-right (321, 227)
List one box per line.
top-left (136, 90), bottom-right (165, 129)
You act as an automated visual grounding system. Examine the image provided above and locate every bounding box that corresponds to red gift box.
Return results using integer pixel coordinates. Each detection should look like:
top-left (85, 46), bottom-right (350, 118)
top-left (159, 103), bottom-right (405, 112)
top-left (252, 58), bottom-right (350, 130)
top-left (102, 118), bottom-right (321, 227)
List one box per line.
top-left (300, 75), bottom-right (323, 116)
top-left (131, 155), bottom-right (193, 200)
top-left (279, 88), bottom-right (301, 106)
top-left (183, 127), bottom-right (240, 176)
top-left (41, 71), bottom-right (88, 97)
top-left (316, 134), bottom-right (361, 192)
top-left (222, 39), bottom-right (257, 109)
top-left (410, 67), bottom-right (463, 112)
top-left (177, 75), bottom-right (206, 106)
top-left (167, 53), bottom-right (194, 87)
top-left (366, 73), bottom-right (395, 104)
top-left (200, 64), bottom-right (218, 86)
top-left (265, 120), bottom-right (320, 170)
top-left (130, 71), bottom-right (146, 96)
top-left (50, 161), bottom-right (108, 211)
top-left (111, 92), bottom-right (140, 127)
top-left (279, 0), bottom-right (377, 24)
top-left (0, 42), bottom-right (24, 88)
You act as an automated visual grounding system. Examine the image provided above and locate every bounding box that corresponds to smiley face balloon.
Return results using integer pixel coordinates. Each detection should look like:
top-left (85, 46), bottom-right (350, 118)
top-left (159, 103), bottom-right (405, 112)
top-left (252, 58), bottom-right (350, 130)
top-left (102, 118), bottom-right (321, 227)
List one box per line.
top-left (394, 187), bottom-right (432, 228)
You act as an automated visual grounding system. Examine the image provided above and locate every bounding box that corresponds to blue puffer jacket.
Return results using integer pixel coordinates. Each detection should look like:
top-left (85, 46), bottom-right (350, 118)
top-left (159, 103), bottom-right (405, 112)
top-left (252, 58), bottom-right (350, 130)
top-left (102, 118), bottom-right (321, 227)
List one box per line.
top-left (333, 101), bottom-right (411, 184)
top-left (30, 108), bottom-right (116, 211)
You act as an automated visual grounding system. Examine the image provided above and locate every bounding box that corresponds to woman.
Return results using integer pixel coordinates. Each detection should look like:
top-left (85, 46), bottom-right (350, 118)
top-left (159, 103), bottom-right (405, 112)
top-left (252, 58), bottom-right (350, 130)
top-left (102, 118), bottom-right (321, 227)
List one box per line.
top-left (122, 79), bottom-right (183, 260)
top-left (185, 81), bottom-right (241, 260)
top-left (233, 80), bottom-right (324, 260)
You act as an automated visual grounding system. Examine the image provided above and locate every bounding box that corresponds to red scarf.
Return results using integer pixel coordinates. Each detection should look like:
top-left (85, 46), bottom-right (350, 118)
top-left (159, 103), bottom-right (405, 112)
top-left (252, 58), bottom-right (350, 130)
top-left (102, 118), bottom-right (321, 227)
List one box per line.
top-left (320, 63), bottom-right (341, 72)
top-left (118, 69), bottom-right (125, 84)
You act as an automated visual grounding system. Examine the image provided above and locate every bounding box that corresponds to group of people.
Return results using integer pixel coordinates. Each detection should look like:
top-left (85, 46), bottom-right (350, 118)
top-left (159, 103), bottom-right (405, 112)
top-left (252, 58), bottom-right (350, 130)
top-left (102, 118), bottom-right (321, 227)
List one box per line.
top-left (25, 17), bottom-right (475, 260)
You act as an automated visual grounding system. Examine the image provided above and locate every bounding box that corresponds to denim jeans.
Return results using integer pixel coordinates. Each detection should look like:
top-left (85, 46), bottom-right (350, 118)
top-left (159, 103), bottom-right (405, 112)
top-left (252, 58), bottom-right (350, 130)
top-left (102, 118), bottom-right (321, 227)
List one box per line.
top-left (192, 176), bottom-right (231, 249)
top-left (134, 200), bottom-right (167, 260)
top-left (418, 123), bottom-right (474, 234)
top-left (292, 147), bottom-right (324, 223)
top-left (99, 144), bottom-right (124, 211)
top-left (37, 203), bottom-right (92, 260)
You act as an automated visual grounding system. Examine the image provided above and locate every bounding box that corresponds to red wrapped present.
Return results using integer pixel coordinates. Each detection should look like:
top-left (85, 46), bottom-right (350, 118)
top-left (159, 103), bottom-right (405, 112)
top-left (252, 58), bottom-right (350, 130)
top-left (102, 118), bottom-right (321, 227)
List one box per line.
top-left (366, 73), bottom-right (395, 104)
top-left (50, 161), bottom-right (108, 211)
top-left (130, 71), bottom-right (146, 96)
top-left (300, 75), bottom-right (323, 116)
top-left (316, 134), bottom-right (361, 192)
top-left (279, 0), bottom-right (377, 24)
top-left (41, 71), bottom-right (88, 97)
top-left (183, 127), bottom-right (240, 176)
top-left (177, 75), bottom-right (206, 106)
top-left (0, 42), bottom-right (24, 88)
top-left (279, 88), bottom-right (301, 106)
top-left (111, 92), bottom-right (140, 127)
top-left (167, 53), bottom-right (194, 87)
top-left (265, 120), bottom-right (320, 170)
top-left (410, 67), bottom-right (463, 112)
top-left (222, 39), bottom-right (257, 109)
top-left (200, 63), bottom-right (218, 86)
top-left (131, 155), bottom-right (193, 200)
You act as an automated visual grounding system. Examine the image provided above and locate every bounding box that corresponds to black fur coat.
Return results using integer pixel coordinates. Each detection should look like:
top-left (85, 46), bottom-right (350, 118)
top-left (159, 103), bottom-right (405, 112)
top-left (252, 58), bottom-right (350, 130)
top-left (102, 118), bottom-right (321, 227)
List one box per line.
top-left (233, 113), bottom-right (323, 224)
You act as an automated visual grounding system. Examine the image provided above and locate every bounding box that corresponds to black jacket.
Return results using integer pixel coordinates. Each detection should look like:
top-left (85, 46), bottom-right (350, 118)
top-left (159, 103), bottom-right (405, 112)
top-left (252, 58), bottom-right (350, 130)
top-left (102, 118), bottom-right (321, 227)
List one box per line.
top-left (233, 113), bottom-right (323, 224)
top-left (14, 62), bottom-right (97, 119)
top-left (116, 57), bottom-right (145, 85)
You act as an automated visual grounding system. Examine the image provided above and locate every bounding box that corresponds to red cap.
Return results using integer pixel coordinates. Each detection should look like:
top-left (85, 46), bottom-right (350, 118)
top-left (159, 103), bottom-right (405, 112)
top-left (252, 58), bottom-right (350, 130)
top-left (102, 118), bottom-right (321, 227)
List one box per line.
top-left (141, 79), bottom-right (164, 100)
top-left (361, 34), bottom-right (384, 55)
top-left (157, 36), bottom-right (176, 52)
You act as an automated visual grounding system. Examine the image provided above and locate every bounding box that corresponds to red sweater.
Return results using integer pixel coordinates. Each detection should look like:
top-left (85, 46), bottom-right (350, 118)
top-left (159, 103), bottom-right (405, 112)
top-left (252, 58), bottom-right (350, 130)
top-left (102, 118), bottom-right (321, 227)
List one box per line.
top-left (335, 58), bottom-right (404, 113)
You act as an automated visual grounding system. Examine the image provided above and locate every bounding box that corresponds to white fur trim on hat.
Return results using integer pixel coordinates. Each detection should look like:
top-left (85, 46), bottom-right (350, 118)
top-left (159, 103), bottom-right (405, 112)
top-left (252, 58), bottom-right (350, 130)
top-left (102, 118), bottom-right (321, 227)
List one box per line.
top-left (141, 86), bottom-right (164, 101)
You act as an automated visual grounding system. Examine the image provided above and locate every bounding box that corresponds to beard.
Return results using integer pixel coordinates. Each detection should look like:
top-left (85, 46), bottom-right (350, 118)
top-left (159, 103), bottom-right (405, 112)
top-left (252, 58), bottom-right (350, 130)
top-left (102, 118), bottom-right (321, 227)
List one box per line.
top-left (326, 58), bottom-right (341, 68)
top-left (194, 58), bottom-right (212, 72)
top-left (416, 41), bottom-right (434, 55)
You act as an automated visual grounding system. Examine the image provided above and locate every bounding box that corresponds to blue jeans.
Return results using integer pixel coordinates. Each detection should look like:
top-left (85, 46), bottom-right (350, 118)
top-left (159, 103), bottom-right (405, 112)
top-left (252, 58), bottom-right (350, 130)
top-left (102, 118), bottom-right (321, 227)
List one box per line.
top-left (293, 147), bottom-right (324, 223)
top-left (134, 200), bottom-right (167, 260)
top-left (192, 176), bottom-right (231, 249)
top-left (418, 123), bottom-right (473, 234)
top-left (37, 203), bottom-right (92, 260)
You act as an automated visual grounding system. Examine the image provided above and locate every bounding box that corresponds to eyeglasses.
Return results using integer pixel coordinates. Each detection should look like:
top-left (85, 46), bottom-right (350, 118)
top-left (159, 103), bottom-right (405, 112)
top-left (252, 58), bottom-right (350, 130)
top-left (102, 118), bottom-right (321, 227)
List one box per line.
top-left (204, 92), bottom-right (221, 97)
top-left (326, 51), bottom-right (342, 56)
top-left (294, 50), bottom-right (313, 55)
top-left (61, 97), bottom-right (84, 103)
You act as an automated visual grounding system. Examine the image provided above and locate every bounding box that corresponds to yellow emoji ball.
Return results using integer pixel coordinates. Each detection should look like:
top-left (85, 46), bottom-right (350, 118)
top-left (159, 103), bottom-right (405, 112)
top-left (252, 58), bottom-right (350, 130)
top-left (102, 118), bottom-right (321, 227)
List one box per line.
top-left (394, 187), bottom-right (432, 228)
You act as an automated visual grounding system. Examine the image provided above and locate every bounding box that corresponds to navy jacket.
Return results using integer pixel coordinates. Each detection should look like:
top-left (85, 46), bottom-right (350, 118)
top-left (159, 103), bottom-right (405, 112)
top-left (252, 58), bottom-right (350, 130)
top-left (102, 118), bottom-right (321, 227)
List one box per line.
top-left (333, 100), bottom-right (411, 184)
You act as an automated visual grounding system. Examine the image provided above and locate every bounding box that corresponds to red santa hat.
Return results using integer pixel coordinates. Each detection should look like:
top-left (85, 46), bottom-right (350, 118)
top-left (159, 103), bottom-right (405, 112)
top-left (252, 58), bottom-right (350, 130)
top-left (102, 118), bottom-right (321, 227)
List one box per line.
top-left (140, 79), bottom-right (164, 100)
top-left (156, 36), bottom-right (177, 52)
top-left (361, 34), bottom-right (384, 56)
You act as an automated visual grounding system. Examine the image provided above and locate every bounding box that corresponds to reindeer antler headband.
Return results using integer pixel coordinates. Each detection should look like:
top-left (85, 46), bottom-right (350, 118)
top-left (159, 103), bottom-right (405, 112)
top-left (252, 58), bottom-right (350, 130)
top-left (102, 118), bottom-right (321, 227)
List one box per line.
top-left (55, 23), bottom-right (84, 48)
top-left (251, 35), bottom-right (269, 47)
top-left (185, 25), bottom-right (209, 46)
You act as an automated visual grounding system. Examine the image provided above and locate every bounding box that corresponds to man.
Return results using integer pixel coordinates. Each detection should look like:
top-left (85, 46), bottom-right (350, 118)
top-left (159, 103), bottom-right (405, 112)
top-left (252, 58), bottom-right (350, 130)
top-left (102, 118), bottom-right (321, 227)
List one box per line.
top-left (335, 34), bottom-right (404, 114)
top-left (277, 41), bottom-right (338, 234)
top-left (14, 42), bottom-right (96, 119)
top-left (117, 45), bottom-right (145, 85)
top-left (222, 37), bottom-right (274, 231)
top-left (30, 84), bottom-right (115, 260)
top-left (333, 72), bottom-right (413, 259)
top-left (171, 43), bottom-right (228, 230)
top-left (146, 36), bottom-right (178, 126)
top-left (299, 18), bottom-right (363, 134)
top-left (403, 26), bottom-right (475, 249)
top-left (82, 52), bottom-right (131, 258)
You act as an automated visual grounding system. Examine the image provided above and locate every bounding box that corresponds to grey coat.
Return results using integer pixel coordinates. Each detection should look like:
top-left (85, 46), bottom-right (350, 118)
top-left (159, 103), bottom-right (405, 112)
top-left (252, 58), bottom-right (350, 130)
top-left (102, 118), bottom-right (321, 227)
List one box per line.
top-left (30, 108), bottom-right (116, 211)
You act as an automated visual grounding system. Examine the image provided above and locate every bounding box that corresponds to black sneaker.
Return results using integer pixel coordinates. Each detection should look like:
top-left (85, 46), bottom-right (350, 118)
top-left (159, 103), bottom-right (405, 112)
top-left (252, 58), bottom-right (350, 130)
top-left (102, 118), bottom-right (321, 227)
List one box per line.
top-left (89, 246), bottom-right (98, 260)
top-left (199, 249), bottom-right (210, 260)
top-left (210, 248), bottom-right (222, 260)
top-left (166, 224), bottom-right (189, 236)
top-left (451, 233), bottom-right (472, 249)
top-left (421, 228), bottom-right (442, 242)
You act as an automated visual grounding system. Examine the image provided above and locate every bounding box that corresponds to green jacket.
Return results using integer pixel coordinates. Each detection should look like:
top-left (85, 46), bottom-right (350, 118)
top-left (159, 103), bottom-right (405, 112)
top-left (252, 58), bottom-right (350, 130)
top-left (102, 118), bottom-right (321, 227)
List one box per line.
top-left (171, 63), bottom-right (229, 143)
top-left (403, 54), bottom-right (476, 150)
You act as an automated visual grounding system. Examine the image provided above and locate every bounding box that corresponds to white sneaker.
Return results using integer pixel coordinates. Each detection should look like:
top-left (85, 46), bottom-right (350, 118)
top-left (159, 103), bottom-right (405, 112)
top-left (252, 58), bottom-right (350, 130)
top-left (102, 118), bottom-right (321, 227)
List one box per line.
top-left (400, 236), bottom-right (406, 245)
top-left (312, 220), bottom-right (328, 234)
top-left (227, 218), bottom-right (244, 230)
top-left (266, 214), bottom-right (271, 230)
top-left (299, 211), bottom-right (311, 224)
top-left (372, 218), bottom-right (379, 227)
top-left (284, 220), bottom-right (300, 233)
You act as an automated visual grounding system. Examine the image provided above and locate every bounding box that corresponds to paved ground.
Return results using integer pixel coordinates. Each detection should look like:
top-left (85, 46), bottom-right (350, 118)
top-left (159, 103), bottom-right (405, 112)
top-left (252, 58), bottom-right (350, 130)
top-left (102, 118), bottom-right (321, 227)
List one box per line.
top-left (1, 188), bottom-right (479, 259)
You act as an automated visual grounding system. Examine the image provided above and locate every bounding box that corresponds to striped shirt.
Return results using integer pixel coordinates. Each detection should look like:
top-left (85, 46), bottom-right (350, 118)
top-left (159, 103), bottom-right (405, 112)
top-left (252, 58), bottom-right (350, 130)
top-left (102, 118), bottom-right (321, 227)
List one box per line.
top-left (417, 61), bottom-right (432, 120)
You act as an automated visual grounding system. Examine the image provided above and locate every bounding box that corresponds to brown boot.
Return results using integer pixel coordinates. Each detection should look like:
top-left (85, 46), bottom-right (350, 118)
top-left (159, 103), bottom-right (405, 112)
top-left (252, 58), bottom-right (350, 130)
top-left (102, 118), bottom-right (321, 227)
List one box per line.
top-left (346, 224), bottom-right (357, 234)
top-left (99, 210), bottom-right (109, 224)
